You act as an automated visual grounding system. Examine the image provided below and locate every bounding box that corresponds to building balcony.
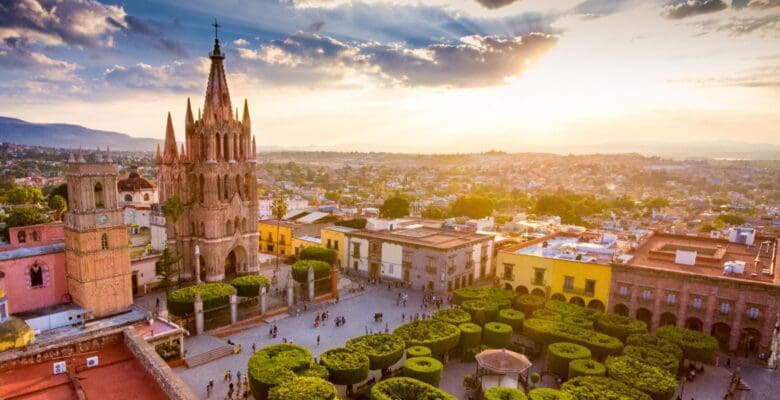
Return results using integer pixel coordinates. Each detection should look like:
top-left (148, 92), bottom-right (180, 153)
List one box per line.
top-left (425, 266), bottom-right (438, 274)
top-left (564, 287), bottom-right (594, 297)
top-left (532, 279), bottom-right (546, 286)
top-left (502, 273), bottom-right (514, 281)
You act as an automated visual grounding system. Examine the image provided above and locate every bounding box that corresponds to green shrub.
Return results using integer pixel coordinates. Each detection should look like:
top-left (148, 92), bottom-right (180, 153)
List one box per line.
top-left (268, 377), bottom-right (337, 400)
top-left (452, 287), bottom-right (485, 305)
top-left (346, 334), bottom-right (405, 372)
top-left (527, 388), bottom-right (572, 400)
top-left (654, 326), bottom-right (718, 364)
top-left (498, 308), bottom-right (525, 332)
top-left (406, 345), bottom-right (432, 358)
top-left (0, 318), bottom-right (35, 351)
top-left (531, 309), bottom-right (562, 322)
top-left (167, 283), bottom-right (236, 316)
top-left (514, 294), bottom-right (546, 316)
top-left (546, 342), bottom-right (591, 380)
top-left (561, 376), bottom-right (652, 400)
top-left (230, 275), bottom-right (271, 297)
top-left (432, 308), bottom-right (471, 325)
top-left (605, 355), bottom-right (676, 400)
top-left (462, 299), bottom-right (500, 325)
top-left (370, 377), bottom-right (457, 400)
top-left (562, 315), bottom-right (593, 330)
top-left (625, 333), bottom-right (683, 361)
top-left (320, 347), bottom-right (369, 386)
top-left (545, 300), bottom-right (594, 319)
top-left (291, 260), bottom-right (331, 283)
top-left (458, 323), bottom-right (482, 353)
top-left (523, 319), bottom-right (623, 359)
top-left (452, 287), bottom-right (515, 305)
top-left (403, 356), bottom-right (443, 387)
top-left (623, 345), bottom-right (679, 375)
top-left (300, 247), bottom-right (337, 265)
top-left (594, 313), bottom-right (648, 342)
top-left (393, 320), bottom-right (460, 355)
top-left (483, 322), bottom-right (513, 349)
top-left (567, 359), bottom-right (606, 379)
top-left (484, 387), bottom-right (528, 400)
top-left (248, 344), bottom-right (324, 400)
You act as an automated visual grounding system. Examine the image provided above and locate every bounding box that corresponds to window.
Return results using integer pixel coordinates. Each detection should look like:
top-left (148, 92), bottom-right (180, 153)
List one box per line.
top-left (353, 260), bottom-right (358, 270)
top-left (619, 286), bottom-right (629, 297)
top-left (334, 240), bottom-right (339, 250)
top-left (199, 175), bottom-right (205, 203)
top-left (144, 193), bottom-right (150, 202)
top-left (720, 302), bottom-right (731, 315)
top-left (666, 293), bottom-right (677, 305)
top-left (280, 234), bottom-right (286, 245)
top-left (267, 232), bottom-right (273, 241)
top-left (748, 307), bottom-right (760, 320)
top-left (692, 297), bottom-right (703, 309)
top-left (101, 233), bottom-right (108, 250)
top-left (533, 268), bottom-right (545, 285)
top-left (94, 182), bottom-right (104, 208)
top-left (30, 263), bottom-right (44, 288)
top-left (502, 263), bottom-right (514, 280)
top-left (352, 243), bottom-right (361, 258)
top-left (327, 239), bottom-right (332, 249)
top-left (17, 231), bottom-right (26, 243)
top-left (388, 264), bottom-right (394, 274)
top-left (32, 231), bottom-right (40, 241)
top-left (563, 276), bottom-right (574, 291)
top-left (642, 289), bottom-right (653, 301)
top-left (585, 280), bottom-right (596, 296)
top-left (124, 194), bottom-right (133, 202)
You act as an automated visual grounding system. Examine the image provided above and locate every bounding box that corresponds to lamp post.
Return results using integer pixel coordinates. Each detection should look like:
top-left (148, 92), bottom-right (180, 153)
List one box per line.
top-left (194, 244), bottom-right (201, 284)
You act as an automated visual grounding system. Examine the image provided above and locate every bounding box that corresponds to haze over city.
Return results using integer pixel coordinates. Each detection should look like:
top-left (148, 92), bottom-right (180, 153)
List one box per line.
top-left (1, 0), bottom-right (779, 153)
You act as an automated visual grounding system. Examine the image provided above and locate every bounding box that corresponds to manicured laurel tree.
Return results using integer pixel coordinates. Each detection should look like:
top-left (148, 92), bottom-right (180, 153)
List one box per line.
top-left (545, 300), bottom-right (599, 320)
top-left (594, 312), bottom-right (648, 342)
top-left (484, 387), bottom-right (528, 400)
top-left (546, 342), bottom-right (592, 380)
top-left (370, 377), bottom-right (457, 400)
top-left (562, 315), bottom-right (593, 330)
top-left (654, 325), bottom-right (719, 364)
top-left (403, 356), bottom-right (444, 387)
top-left (561, 376), bottom-right (652, 400)
top-left (625, 333), bottom-right (683, 361)
top-left (452, 287), bottom-right (485, 305)
top-left (167, 283), bottom-right (236, 316)
top-left (299, 246), bottom-right (337, 265)
top-left (432, 308), bottom-right (471, 325)
top-left (319, 347), bottom-right (369, 386)
top-left (567, 359), bottom-right (606, 379)
top-left (462, 299), bottom-right (500, 325)
top-left (527, 388), bottom-right (572, 400)
top-left (514, 294), bottom-right (546, 316)
top-left (230, 274), bottom-right (271, 297)
top-left (623, 345), bottom-right (679, 375)
top-left (393, 320), bottom-right (461, 355)
top-left (267, 376), bottom-right (337, 400)
top-left (458, 323), bottom-right (482, 353)
top-left (483, 322), bottom-right (513, 349)
top-left (605, 355), bottom-right (677, 400)
top-left (248, 344), bottom-right (322, 400)
top-left (497, 308), bottom-right (525, 332)
top-left (531, 308), bottom-right (563, 322)
top-left (346, 334), bottom-right (405, 373)
top-left (452, 287), bottom-right (515, 306)
top-left (523, 319), bottom-right (623, 359)
top-left (291, 260), bottom-right (331, 283)
top-left (406, 345), bottom-right (432, 358)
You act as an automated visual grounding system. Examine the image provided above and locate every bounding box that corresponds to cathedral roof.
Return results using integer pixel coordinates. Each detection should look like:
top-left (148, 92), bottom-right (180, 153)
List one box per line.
top-left (202, 35), bottom-right (232, 124)
top-left (118, 166), bottom-right (155, 191)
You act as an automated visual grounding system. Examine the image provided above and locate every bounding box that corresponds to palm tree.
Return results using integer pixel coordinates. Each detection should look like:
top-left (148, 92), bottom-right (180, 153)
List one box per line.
top-left (271, 194), bottom-right (288, 273)
top-left (161, 196), bottom-right (185, 284)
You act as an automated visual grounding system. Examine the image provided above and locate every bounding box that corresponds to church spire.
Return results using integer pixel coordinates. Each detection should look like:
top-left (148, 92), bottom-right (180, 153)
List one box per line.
top-left (163, 112), bottom-right (178, 164)
top-left (185, 97), bottom-right (194, 128)
top-left (203, 19), bottom-right (232, 125)
top-left (242, 99), bottom-right (250, 128)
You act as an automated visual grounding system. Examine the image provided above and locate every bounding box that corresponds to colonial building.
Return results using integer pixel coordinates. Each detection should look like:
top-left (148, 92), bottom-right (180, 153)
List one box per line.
top-left (156, 33), bottom-right (259, 282)
top-left (118, 165), bottom-right (158, 228)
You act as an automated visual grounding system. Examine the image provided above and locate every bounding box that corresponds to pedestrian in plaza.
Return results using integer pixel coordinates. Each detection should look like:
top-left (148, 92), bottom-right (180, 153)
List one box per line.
top-left (224, 370), bottom-right (229, 382)
top-left (206, 383), bottom-right (211, 398)
top-left (237, 370), bottom-right (241, 382)
top-left (402, 313), bottom-right (405, 322)
top-left (252, 343), bottom-right (256, 353)
top-left (317, 335), bottom-right (321, 345)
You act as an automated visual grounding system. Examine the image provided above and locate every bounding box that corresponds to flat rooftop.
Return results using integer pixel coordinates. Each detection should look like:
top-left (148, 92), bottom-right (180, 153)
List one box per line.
top-left (348, 227), bottom-right (490, 250)
top-left (504, 234), bottom-right (614, 265)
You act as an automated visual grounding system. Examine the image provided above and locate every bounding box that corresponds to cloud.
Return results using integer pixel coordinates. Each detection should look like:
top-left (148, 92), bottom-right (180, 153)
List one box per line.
top-left (102, 61), bottom-right (202, 92)
top-left (662, 0), bottom-right (728, 19)
top-left (233, 38), bottom-right (249, 46)
top-left (474, 0), bottom-right (522, 9)
top-left (686, 65), bottom-right (780, 87)
top-left (693, 14), bottom-right (780, 36)
top-left (573, 0), bottom-right (631, 18)
top-left (732, 0), bottom-right (780, 9)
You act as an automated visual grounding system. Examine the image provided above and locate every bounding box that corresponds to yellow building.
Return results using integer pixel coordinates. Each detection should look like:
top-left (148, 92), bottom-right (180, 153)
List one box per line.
top-left (496, 233), bottom-right (612, 311)
top-left (292, 236), bottom-right (321, 258)
top-left (258, 219), bottom-right (295, 257)
top-left (319, 226), bottom-right (357, 268)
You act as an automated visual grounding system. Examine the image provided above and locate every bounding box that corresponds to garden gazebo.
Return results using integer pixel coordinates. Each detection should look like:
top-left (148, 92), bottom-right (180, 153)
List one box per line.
top-left (475, 348), bottom-right (532, 391)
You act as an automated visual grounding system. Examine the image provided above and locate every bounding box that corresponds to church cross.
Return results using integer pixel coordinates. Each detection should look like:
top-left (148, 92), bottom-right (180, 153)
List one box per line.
top-left (212, 18), bottom-right (221, 41)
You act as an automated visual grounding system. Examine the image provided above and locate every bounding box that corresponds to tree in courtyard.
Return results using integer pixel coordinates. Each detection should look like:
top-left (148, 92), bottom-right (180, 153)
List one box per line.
top-left (47, 194), bottom-right (67, 219)
top-left (161, 196), bottom-right (184, 282)
top-left (1, 207), bottom-right (50, 241)
top-left (3, 184), bottom-right (44, 205)
top-left (380, 196), bottom-right (409, 219)
top-left (422, 205), bottom-right (449, 219)
top-left (156, 248), bottom-right (182, 291)
top-left (271, 194), bottom-right (288, 272)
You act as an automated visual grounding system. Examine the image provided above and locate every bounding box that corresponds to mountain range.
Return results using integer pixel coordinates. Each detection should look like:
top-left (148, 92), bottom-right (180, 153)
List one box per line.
top-left (0, 117), bottom-right (161, 151)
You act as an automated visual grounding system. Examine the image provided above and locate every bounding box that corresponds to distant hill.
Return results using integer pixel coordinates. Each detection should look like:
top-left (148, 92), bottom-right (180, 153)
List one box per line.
top-left (0, 117), bottom-right (161, 151)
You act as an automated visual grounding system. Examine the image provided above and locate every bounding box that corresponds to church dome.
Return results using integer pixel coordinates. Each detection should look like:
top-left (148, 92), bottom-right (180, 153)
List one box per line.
top-left (118, 165), bottom-right (155, 191)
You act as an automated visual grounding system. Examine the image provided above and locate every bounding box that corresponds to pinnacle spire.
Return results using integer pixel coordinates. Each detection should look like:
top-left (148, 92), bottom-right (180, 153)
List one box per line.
top-left (203, 21), bottom-right (231, 124)
top-left (155, 143), bottom-right (162, 164)
top-left (163, 112), bottom-right (178, 163)
top-left (185, 97), bottom-right (194, 127)
top-left (242, 99), bottom-right (250, 126)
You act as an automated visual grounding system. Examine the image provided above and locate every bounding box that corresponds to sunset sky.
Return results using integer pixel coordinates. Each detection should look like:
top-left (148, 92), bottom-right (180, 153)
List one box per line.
top-left (1, 0), bottom-right (778, 152)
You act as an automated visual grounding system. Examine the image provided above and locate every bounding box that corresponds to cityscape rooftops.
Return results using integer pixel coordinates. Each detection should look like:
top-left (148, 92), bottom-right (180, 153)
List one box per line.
top-left (505, 233), bottom-right (616, 264)
top-left (347, 226), bottom-right (491, 250)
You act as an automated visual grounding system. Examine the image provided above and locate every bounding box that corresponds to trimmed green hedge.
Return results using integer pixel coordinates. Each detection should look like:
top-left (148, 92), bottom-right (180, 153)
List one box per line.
top-left (531, 309), bottom-right (562, 321)
top-left (523, 318), bottom-right (623, 359)
top-left (654, 326), bottom-right (718, 364)
top-left (513, 294), bottom-right (546, 316)
top-left (230, 275), bottom-right (271, 297)
top-left (561, 376), bottom-right (652, 400)
top-left (483, 322), bottom-right (513, 349)
top-left (527, 388), bottom-right (572, 400)
top-left (545, 300), bottom-right (600, 320)
top-left (568, 359), bottom-right (606, 379)
top-left (462, 299), bottom-right (500, 325)
top-left (268, 377), bottom-right (337, 400)
top-left (458, 322), bottom-right (482, 353)
top-left (484, 387), bottom-right (528, 400)
top-left (0, 318), bottom-right (35, 351)
top-left (320, 347), bottom-right (369, 386)
top-left (370, 377), bottom-right (457, 400)
top-left (403, 356), bottom-right (443, 387)
top-left (393, 320), bottom-right (460, 355)
top-left (167, 283), bottom-right (236, 316)
top-left (562, 315), bottom-right (593, 330)
top-left (406, 345), bottom-right (432, 358)
top-left (594, 313), bottom-right (648, 342)
top-left (546, 342), bottom-right (591, 380)
top-left (300, 246), bottom-right (337, 265)
top-left (625, 333), bottom-right (683, 360)
top-left (346, 334), bottom-right (405, 372)
top-left (452, 287), bottom-right (515, 306)
top-left (432, 308), bottom-right (471, 325)
top-left (623, 345), bottom-right (679, 375)
top-left (605, 356), bottom-right (676, 400)
top-left (498, 308), bottom-right (525, 332)
top-left (292, 260), bottom-right (331, 283)
top-left (248, 344), bottom-right (327, 400)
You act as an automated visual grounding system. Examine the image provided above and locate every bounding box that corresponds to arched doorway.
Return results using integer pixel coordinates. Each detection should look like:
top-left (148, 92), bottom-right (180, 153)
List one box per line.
top-left (685, 317), bottom-right (703, 331)
top-left (569, 296), bottom-right (585, 307)
top-left (503, 283), bottom-right (513, 291)
top-left (587, 299), bottom-right (605, 312)
top-left (636, 308), bottom-right (652, 328)
top-left (613, 303), bottom-right (629, 316)
top-left (531, 288), bottom-right (546, 298)
top-left (225, 246), bottom-right (247, 278)
top-left (659, 312), bottom-right (677, 327)
top-left (515, 285), bottom-right (529, 295)
top-left (739, 328), bottom-right (761, 358)
top-left (551, 293), bottom-right (566, 302)
top-left (711, 322), bottom-right (731, 351)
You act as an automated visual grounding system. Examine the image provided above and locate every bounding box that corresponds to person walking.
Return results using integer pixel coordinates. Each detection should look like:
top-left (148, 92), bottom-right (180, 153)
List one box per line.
top-left (317, 335), bottom-right (321, 346)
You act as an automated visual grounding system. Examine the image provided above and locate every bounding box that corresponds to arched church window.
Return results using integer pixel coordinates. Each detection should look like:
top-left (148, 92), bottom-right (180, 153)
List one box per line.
top-left (17, 231), bottom-right (26, 243)
top-left (94, 182), bottom-right (104, 208)
top-left (101, 233), bottom-right (108, 250)
top-left (217, 176), bottom-right (222, 200)
top-left (226, 220), bottom-right (233, 235)
top-left (245, 173), bottom-right (251, 198)
top-left (223, 174), bottom-right (229, 199)
top-left (236, 175), bottom-right (242, 198)
top-left (235, 217), bottom-right (241, 233)
top-left (124, 194), bottom-right (133, 202)
top-left (201, 136), bottom-right (207, 160)
top-left (233, 135), bottom-right (239, 160)
top-left (30, 263), bottom-right (44, 287)
top-left (199, 175), bottom-right (205, 203)
top-left (144, 193), bottom-right (150, 202)
top-left (201, 222), bottom-right (205, 237)
top-left (242, 218), bottom-right (247, 232)
top-left (216, 133), bottom-right (222, 160)
top-left (191, 222), bottom-right (196, 235)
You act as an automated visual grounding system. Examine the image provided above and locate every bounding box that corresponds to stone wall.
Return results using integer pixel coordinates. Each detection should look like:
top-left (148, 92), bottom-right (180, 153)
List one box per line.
top-left (123, 328), bottom-right (196, 400)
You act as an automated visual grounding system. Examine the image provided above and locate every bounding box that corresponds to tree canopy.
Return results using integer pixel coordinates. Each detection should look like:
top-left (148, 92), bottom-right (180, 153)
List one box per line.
top-left (380, 196), bottom-right (410, 219)
top-left (450, 195), bottom-right (494, 219)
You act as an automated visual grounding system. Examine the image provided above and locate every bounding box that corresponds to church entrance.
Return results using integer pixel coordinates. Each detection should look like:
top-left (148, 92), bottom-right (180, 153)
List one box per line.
top-left (225, 246), bottom-right (247, 279)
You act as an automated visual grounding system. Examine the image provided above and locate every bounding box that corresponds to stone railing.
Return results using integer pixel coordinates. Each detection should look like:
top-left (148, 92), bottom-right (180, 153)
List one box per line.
top-left (123, 328), bottom-right (197, 400)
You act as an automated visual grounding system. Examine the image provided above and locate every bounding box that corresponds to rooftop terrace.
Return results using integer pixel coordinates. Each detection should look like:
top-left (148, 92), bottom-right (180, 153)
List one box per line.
top-left (508, 234), bottom-right (615, 264)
